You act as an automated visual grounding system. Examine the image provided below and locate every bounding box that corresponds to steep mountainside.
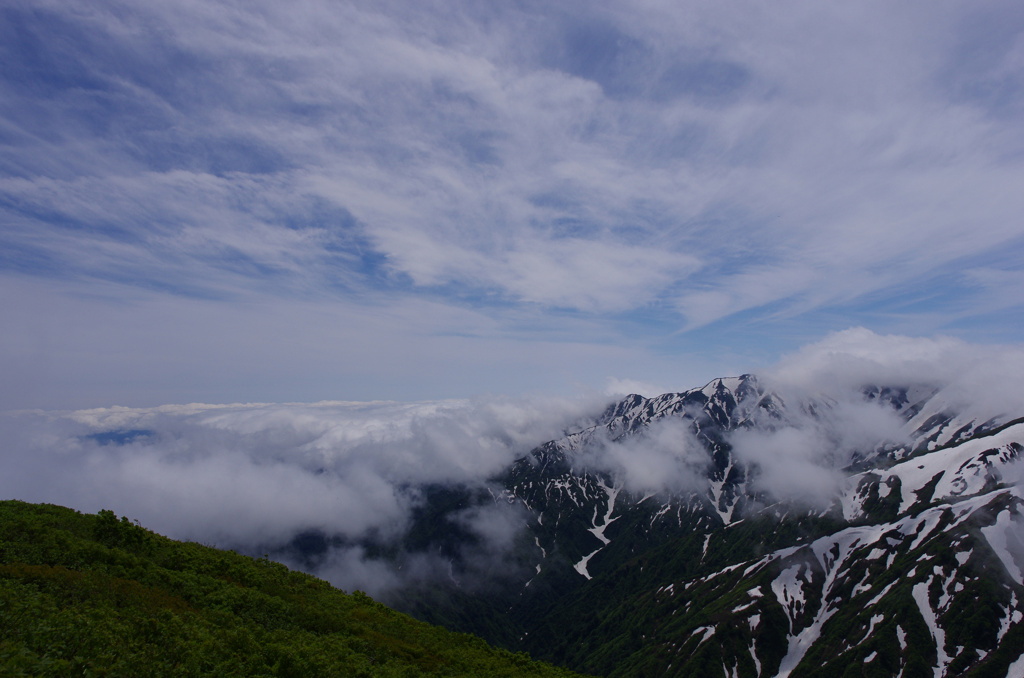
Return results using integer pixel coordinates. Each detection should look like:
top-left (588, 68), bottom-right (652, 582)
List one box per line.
top-left (397, 376), bottom-right (1024, 677)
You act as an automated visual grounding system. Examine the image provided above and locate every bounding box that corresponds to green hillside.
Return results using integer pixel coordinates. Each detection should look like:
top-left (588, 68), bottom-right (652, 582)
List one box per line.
top-left (0, 500), bottom-right (585, 677)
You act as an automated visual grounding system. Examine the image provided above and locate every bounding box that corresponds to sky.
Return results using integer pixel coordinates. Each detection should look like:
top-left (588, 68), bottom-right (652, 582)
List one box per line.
top-left (2, 0), bottom-right (1024, 410)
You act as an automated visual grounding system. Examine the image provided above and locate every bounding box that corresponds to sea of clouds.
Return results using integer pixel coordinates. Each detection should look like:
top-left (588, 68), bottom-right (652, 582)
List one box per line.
top-left (0, 394), bottom-right (603, 594)
top-left (4, 329), bottom-right (1024, 595)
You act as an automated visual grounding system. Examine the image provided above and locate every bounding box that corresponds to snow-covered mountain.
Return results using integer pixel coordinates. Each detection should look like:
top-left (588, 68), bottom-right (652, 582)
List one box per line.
top-left (395, 375), bottom-right (1024, 677)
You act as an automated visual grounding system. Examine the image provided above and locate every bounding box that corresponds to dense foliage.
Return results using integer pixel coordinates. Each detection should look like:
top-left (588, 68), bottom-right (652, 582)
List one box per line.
top-left (0, 500), bottom-right (586, 677)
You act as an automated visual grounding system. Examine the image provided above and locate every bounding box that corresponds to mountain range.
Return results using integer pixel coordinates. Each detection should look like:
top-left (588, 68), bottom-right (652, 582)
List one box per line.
top-left (371, 375), bottom-right (1024, 677)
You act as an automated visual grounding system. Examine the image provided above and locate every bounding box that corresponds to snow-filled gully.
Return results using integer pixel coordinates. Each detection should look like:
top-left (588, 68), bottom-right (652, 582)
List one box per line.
top-left (912, 577), bottom-right (950, 678)
top-left (574, 480), bottom-right (620, 580)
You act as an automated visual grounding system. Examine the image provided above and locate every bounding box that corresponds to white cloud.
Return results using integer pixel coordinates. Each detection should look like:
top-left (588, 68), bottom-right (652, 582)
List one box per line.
top-left (589, 418), bottom-right (711, 496)
top-left (0, 395), bottom-right (600, 546)
top-left (6, 0), bottom-right (1024, 327)
top-left (766, 327), bottom-right (1024, 418)
top-left (727, 328), bottom-right (1024, 506)
top-left (307, 546), bottom-right (403, 596)
top-left (0, 391), bottom-right (606, 595)
top-left (500, 239), bottom-right (700, 311)
top-left (604, 377), bottom-right (667, 398)
top-left (729, 395), bottom-right (910, 509)
top-left (3, 0), bottom-right (1024, 414)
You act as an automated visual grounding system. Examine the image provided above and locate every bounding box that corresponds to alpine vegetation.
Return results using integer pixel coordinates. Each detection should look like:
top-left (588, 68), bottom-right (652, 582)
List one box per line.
top-left (0, 500), bottom-right (585, 677)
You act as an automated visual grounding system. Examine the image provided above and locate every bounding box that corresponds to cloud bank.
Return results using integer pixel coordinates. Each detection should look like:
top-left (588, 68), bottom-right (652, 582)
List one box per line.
top-left (0, 395), bottom-right (600, 593)
top-left (3, 330), bottom-right (1024, 592)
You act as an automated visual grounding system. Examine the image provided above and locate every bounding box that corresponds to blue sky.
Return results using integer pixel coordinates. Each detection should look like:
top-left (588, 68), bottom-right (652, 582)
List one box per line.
top-left (2, 0), bottom-right (1024, 409)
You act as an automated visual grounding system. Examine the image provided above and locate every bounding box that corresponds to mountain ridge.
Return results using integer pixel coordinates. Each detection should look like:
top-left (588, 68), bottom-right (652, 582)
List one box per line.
top-left (392, 374), bottom-right (1024, 677)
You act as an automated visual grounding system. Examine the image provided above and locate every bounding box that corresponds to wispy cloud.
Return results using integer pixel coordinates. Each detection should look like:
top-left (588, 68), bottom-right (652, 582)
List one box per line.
top-left (2, 0), bottom-right (1023, 406)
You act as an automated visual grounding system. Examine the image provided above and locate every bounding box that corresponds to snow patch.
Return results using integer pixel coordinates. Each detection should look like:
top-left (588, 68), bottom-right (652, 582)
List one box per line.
top-left (865, 613), bottom-right (884, 640)
top-left (981, 508), bottom-right (1024, 583)
top-left (574, 549), bottom-right (600, 580)
top-left (912, 578), bottom-right (950, 678)
top-left (840, 475), bottom-right (870, 521)
top-left (908, 510), bottom-right (944, 552)
top-left (998, 592), bottom-right (1020, 644)
top-left (772, 565), bottom-right (808, 630)
top-left (575, 480), bottom-right (621, 579)
top-left (865, 580), bottom-right (896, 608)
top-left (691, 626), bottom-right (715, 646)
top-left (749, 643), bottom-right (761, 676)
top-left (1009, 652), bottom-right (1024, 678)
top-left (709, 460), bottom-right (737, 525)
top-left (886, 424), bottom-right (1024, 514)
